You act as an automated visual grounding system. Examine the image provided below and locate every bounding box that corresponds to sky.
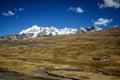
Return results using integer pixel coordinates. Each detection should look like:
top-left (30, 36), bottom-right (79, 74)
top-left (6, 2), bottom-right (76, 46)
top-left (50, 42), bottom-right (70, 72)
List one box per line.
top-left (0, 0), bottom-right (120, 36)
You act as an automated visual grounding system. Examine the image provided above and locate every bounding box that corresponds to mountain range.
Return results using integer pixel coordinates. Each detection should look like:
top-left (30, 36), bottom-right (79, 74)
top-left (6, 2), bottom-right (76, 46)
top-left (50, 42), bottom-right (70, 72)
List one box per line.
top-left (0, 25), bottom-right (102, 40)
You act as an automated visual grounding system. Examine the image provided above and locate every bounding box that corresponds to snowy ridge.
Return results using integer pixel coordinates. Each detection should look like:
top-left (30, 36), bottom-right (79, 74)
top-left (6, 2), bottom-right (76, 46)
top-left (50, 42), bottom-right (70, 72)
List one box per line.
top-left (19, 25), bottom-right (102, 39)
top-left (19, 25), bottom-right (77, 38)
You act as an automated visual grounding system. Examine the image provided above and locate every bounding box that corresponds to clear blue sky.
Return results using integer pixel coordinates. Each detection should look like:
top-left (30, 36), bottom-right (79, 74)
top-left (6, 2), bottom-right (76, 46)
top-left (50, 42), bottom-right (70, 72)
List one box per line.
top-left (0, 0), bottom-right (120, 36)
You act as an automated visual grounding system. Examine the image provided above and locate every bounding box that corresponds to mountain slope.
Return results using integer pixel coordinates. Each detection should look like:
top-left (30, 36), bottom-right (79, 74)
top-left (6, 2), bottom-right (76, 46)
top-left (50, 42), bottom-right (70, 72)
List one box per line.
top-left (0, 27), bottom-right (120, 80)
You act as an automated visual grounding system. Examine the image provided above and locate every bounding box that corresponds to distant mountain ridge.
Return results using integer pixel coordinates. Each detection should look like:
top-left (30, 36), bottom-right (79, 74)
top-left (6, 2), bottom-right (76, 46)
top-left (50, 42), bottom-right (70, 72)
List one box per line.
top-left (19, 25), bottom-right (78, 38)
top-left (19, 25), bottom-right (102, 38)
top-left (0, 25), bottom-right (102, 40)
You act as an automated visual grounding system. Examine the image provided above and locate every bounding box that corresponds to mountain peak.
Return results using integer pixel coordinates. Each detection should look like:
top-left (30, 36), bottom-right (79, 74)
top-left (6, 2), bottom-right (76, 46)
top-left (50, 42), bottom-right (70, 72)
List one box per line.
top-left (31, 25), bottom-right (40, 29)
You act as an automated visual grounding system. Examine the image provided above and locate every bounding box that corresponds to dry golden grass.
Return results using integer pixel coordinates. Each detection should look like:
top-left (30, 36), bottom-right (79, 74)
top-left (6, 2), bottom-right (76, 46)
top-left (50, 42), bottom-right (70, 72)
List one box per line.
top-left (0, 27), bottom-right (120, 79)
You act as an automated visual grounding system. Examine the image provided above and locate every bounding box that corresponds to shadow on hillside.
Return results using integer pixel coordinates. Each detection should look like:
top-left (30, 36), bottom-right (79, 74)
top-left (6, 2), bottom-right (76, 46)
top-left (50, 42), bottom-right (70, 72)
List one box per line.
top-left (0, 67), bottom-right (58, 80)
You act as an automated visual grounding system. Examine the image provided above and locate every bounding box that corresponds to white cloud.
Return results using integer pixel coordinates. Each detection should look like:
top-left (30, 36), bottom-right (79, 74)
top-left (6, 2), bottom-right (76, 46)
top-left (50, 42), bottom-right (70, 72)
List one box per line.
top-left (68, 7), bottom-right (84, 13)
top-left (98, 0), bottom-right (120, 8)
top-left (94, 18), bottom-right (113, 26)
top-left (2, 11), bottom-right (15, 16)
top-left (14, 8), bottom-right (25, 12)
top-left (76, 7), bottom-right (84, 13)
top-left (18, 8), bottom-right (25, 11)
top-left (2, 8), bottom-right (25, 17)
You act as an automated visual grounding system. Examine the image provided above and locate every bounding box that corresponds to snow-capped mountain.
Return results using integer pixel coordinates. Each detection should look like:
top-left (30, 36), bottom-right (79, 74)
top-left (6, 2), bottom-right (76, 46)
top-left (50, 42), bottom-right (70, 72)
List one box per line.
top-left (76, 27), bottom-right (87, 34)
top-left (19, 25), bottom-right (102, 39)
top-left (76, 26), bottom-right (102, 34)
top-left (19, 25), bottom-right (78, 38)
top-left (86, 26), bottom-right (102, 32)
top-left (0, 25), bottom-right (102, 40)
